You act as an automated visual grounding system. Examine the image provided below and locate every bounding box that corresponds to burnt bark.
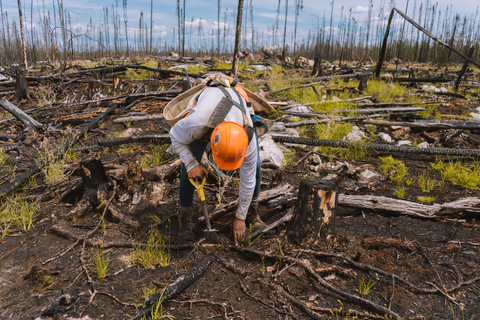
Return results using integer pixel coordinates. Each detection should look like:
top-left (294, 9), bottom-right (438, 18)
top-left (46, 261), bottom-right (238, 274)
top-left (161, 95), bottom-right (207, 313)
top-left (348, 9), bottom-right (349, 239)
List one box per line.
top-left (288, 179), bottom-right (338, 245)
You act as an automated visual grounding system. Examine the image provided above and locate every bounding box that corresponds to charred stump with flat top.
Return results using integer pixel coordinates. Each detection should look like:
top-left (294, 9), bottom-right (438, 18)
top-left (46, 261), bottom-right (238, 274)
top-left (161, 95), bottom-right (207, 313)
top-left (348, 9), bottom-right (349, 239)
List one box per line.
top-left (288, 179), bottom-right (338, 245)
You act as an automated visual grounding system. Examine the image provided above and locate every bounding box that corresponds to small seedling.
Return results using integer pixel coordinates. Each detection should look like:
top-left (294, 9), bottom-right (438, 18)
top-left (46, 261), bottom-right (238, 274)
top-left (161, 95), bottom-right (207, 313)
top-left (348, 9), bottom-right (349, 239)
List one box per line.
top-left (390, 163), bottom-right (409, 186)
top-left (124, 120), bottom-right (132, 128)
top-left (92, 247), bottom-right (110, 279)
top-left (417, 171), bottom-right (437, 192)
top-left (97, 212), bottom-right (107, 234)
top-left (417, 196), bottom-right (436, 204)
top-left (379, 155), bottom-right (403, 175)
top-left (0, 150), bottom-right (7, 166)
top-left (131, 227), bottom-right (171, 268)
top-left (44, 274), bottom-right (54, 286)
top-left (366, 124), bottom-right (377, 137)
top-left (355, 277), bottom-right (376, 295)
top-left (242, 224), bottom-right (263, 247)
top-left (393, 185), bottom-right (406, 199)
top-left (260, 257), bottom-right (267, 275)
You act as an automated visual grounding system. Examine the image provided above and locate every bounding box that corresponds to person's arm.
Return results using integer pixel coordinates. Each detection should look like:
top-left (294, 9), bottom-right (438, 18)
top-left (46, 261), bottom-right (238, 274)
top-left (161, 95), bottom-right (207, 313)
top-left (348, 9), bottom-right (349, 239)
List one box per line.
top-left (236, 139), bottom-right (258, 220)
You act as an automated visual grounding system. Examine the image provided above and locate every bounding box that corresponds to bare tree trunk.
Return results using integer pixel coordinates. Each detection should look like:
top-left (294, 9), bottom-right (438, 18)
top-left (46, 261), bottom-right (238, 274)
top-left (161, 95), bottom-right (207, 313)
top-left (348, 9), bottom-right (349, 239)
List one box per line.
top-left (231, 0), bottom-right (244, 75)
top-left (17, 0), bottom-right (28, 70)
top-left (217, 0), bottom-right (221, 57)
top-left (282, 0), bottom-right (288, 61)
top-left (149, 0), bottom-right (153, 54)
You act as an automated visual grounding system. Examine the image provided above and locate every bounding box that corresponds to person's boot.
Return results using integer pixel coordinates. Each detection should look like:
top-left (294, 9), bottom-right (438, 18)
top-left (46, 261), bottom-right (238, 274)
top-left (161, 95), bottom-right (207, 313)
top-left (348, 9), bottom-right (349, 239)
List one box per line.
top-left (178, 209), bottom-right (195, 242)
top-left (245, 202), bottom-right (266, 232)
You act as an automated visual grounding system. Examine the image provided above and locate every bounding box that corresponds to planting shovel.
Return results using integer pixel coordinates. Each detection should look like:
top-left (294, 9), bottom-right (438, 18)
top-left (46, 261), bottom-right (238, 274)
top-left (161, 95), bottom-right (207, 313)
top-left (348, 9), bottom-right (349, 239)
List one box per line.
top-left (189, 176), bottom-right (218, 244)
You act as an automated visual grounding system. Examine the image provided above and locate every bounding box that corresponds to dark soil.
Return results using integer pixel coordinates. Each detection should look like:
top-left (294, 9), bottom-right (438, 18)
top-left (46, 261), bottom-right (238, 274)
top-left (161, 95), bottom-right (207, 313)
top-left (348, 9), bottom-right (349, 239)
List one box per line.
top-left (1, 65), bottom-right (480, 320)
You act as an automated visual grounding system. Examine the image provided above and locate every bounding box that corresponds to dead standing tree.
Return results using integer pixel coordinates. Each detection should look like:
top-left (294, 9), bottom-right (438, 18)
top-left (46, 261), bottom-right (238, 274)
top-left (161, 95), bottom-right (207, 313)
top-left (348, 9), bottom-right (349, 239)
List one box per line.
top-left (17, 0), bottom-right (28, 70)
top-left (375, 7), bottom-right (480, 78)
top-left (231, 0), bottom-right (244, 75)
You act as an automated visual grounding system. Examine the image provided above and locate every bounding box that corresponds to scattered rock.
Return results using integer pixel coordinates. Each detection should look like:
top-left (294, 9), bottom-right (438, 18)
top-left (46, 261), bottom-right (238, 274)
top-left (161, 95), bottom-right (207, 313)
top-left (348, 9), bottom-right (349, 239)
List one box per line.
top-left (357, 168), bottom-right (378, 182)
top-left (288, 105), bottom-right (314, 113)
top-left (378, 132), bottom-right (394, 143)
top-left (422, 85), bottom-right (447, 93)
top-left (343, 126), bottom-right (366, 142)
top-left (397, 140), bottom-right (412, 146)
top-left (418, 142), bottom-right (429, 148)
top-left (251, 64), bottom-right (271, 71)
top-left (169, 52), bottom-right (179, 59)
top-left (259, 134), bottom-right (285, 167)
top-left (310, 154), bottom-right (322, 165)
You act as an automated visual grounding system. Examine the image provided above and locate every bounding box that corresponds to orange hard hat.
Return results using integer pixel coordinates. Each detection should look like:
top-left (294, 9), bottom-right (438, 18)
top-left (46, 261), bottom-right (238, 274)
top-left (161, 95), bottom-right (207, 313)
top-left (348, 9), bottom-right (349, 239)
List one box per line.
top-left (210, 121), bottom-right (248, 170)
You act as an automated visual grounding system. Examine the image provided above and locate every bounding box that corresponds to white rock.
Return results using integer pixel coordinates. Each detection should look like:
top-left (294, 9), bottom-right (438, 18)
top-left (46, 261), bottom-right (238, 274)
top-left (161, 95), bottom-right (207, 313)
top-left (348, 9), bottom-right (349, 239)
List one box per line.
top-left (288, 105), bottom-right (314, 113)
top-left (259, 134), bottom-right (285, 167)
top-left (310, 154), bottom-right (322, 165)
top-left (286, 128), bottom-right (300, 137)
top-left (270, 122), bottom-right (287, 133)
top-left (251, 64), bottom-right (271, 71)
top-left (397, 140), bottom-right (412, 146)
top-left (343, 126), bottom-right (366, 142)
top-left (471, 113), bottom-right (480, 120)
top-left (358, 169), bottom-right (377, 181)
top-left (404, 127), bottom-right (412, 133)
top-left (418, 142), bottom-right (429, 148)
top-left (378, 132), bottom-right (394, 143)
top-left (169, 52), bottom-right (179, 59)
top-left (307, 59), bottom-right (315, 67)
top-left (132, 192), bottom-right (141, 205)
top-left (119, 193), bottom-right (130, 203)
top-left (323, 173), bottom-right (338, 181)
top-left (390, 126), bottom-right (402, 130)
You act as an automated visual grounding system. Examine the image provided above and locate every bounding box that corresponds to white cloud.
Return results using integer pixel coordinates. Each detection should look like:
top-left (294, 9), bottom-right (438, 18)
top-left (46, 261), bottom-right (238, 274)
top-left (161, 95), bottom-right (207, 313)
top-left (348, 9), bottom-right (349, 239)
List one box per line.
top-left (353, 6), bottom-right (369, 13)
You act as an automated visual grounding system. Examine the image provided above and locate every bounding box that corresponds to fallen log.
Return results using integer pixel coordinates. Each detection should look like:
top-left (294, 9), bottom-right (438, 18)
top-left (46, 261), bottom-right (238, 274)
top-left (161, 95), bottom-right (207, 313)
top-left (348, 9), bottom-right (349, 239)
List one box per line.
top-left (131, 256), bottom-right (217, 320)
top-left (284, 112), bottom-right (415, 128)
top-left (0, 98), bottom-right (43, 129)
top-left (42, 88), bottom-right (181, 110)
top-left (112, 114), bottom-right (164, 123)
top-left (271, 134), bottom-right (480, 157)
top-left (49, 224), bottom-right (195, 250)
top-left (97, 134), bottom-right (170, 147)
top-left (382, 76), bottom-right (453, 83)
top-left (357, 101), bottom-right (434, 107)
top-left (0, 104), bottom-right (119, 198)
top-left (286, 106), bottom-right (426, 118)
top-left (338, 195), bottom-right (480, 218)
top-left (359, 119), bottom-right (480, 131)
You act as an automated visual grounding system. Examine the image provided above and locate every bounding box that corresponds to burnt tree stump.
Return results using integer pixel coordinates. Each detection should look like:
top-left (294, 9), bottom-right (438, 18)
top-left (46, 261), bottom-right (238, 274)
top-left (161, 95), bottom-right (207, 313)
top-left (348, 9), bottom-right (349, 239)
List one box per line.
top-left (288, 179), bottom-right (338, 245)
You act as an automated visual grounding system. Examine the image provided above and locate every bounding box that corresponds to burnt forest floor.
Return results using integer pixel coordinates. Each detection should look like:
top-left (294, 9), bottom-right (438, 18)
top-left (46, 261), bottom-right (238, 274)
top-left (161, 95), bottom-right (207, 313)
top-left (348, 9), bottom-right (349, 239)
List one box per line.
top-left (0, 58), bottom-right (480, 320)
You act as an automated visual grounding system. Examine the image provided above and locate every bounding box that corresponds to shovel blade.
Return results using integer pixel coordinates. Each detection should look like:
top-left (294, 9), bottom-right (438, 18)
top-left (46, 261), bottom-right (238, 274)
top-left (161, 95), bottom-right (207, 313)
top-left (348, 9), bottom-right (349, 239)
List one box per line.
top-left (204, 229), bottom-right (218, 244)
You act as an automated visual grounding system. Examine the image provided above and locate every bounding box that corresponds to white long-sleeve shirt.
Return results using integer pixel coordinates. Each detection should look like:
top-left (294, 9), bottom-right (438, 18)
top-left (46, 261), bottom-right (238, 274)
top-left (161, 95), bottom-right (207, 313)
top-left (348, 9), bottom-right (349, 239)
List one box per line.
top-left (170, 87), bottom-right (257, 220)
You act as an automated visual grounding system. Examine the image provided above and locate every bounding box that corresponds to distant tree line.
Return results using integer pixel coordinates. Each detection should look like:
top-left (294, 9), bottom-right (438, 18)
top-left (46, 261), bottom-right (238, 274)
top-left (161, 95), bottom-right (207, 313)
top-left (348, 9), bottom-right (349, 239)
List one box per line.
top-left (0, 0), bottom-right (479, 67)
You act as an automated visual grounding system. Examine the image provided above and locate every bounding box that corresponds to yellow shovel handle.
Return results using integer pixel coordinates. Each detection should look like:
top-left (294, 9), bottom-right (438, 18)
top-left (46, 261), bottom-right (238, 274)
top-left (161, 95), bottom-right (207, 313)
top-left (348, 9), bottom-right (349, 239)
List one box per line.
top-left (189, 176), bottom-right (206, 202)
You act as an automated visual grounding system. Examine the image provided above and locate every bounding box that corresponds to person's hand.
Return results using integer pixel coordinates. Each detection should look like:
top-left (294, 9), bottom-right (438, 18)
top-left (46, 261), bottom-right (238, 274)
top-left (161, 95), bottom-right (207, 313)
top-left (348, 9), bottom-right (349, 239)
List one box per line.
top-left (233, 218), bottom-right (246, 246)
top-left (188, 164), bottom-right (209, 180)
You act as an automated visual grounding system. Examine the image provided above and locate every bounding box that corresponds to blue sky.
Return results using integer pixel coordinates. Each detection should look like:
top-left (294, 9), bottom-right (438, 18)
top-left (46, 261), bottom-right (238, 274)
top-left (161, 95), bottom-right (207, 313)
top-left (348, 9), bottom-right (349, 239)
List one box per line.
top-left (2, 0), bottom-right (479, 50)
